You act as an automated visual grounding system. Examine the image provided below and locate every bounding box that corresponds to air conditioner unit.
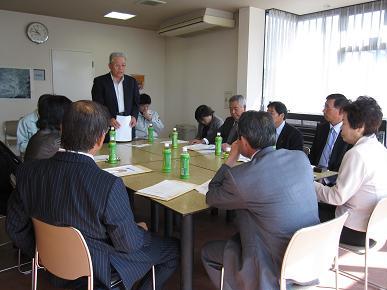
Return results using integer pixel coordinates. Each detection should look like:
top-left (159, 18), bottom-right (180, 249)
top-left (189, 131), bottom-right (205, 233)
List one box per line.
top-left (158, 8), bottom-right (235, 37)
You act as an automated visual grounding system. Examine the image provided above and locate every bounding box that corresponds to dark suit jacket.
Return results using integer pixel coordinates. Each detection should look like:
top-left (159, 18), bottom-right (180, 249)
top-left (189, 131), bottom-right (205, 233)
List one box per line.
top-left (207, 147), bottom-right (320, 290)
top-left (91, 73), bottom-right (140, 120)
top-left (276, 122), bottom-right (304, 151)
top-left (24, 129), bottom-right (60, 161)
top-left (6, 152), bottom-right (156, 289)
top-left (309, 121), bottom-right (351, 172)
top-left (196, 114), bottom-right (224, 144)
top-left (219, 116), bottom-right (237, 145)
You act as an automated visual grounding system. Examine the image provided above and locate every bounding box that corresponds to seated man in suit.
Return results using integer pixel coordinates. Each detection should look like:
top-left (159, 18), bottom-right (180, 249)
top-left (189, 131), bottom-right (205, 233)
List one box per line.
top-left (202, 111), bottom-right (319, 290)
top-left (267, 101), bottom-right (303, 151)
top-left (309, 94), bottom-right (351, 184)
top-left (135, 93), bottom-right (164, 139)
top-left (6, 100), bottom-right (179, 290)
top-left (219, 95), bottom-right (246, 151)
top-left (92, 52), bottom-right (140, 138)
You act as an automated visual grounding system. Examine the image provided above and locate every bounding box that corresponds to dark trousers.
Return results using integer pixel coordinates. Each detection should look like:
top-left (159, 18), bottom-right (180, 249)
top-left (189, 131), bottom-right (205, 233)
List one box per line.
top-left (318, 202), bottom-right (367, 246)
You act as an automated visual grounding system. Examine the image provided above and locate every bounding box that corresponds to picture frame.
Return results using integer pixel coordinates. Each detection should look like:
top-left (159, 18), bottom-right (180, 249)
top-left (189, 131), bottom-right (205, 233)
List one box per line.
top-left (33, 69), bottom-right (45, 81)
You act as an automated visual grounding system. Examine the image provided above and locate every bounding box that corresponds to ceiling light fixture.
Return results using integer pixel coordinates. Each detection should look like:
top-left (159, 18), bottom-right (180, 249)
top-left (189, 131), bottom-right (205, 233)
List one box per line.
top-left (104, 11), bottom-right (136, 20)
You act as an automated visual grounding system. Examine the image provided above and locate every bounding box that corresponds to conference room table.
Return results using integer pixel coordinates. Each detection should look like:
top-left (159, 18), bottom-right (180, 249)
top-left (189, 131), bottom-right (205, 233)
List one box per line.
top-left (98, 139), bottom-right (338, 290)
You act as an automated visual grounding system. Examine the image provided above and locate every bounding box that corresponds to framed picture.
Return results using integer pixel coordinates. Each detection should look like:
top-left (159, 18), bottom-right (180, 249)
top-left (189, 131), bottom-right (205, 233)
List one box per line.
top-left (33, 69), bottom-right (45, 81)
top-left (0, 68), bottom-right (31, 99)
top-left (130, 74), bottom-right (145, 90)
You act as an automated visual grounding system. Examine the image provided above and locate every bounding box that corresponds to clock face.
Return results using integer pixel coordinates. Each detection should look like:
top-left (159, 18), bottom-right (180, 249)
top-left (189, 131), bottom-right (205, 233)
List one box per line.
top-left (26, 22), bottom-right (49, 44)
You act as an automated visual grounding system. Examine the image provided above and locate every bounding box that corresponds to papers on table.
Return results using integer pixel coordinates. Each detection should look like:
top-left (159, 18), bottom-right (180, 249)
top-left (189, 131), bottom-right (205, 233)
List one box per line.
top-left (195, 180), bottom-right (211, 195)
top-left (160, 140), bottom-right (189, 145)
top-left (238, 155), bottom-right (250, 163)
top-left (185, 144), bottom-right (215, 155)
top-left (123, 143), bottom-right (152, 148)
top-left (116, 115), bottom-right (132, 142)
top-left (104, 164), bottom-right (151, 177)
top-left (94, 155), bottom-right (109, 163)
top-left (136, 180), bottom-right (197, 201)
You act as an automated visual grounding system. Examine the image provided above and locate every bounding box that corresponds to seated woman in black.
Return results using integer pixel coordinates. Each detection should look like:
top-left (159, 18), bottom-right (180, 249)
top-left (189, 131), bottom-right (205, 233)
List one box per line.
top-left (190, 105), bottom-right (224, 145)
top-left (24, 95), bottom-right (71, 161)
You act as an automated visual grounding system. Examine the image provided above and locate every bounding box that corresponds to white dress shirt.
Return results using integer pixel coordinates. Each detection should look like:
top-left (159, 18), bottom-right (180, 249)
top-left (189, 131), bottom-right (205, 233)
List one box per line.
top-left (315, 134), bottom-right (387, 231)
top-left (275, 121), bottom-right (286, 142)
top-left (111, 74), bottom-right (125, 113)
top-left (135, 110), bottom-right (164, 139)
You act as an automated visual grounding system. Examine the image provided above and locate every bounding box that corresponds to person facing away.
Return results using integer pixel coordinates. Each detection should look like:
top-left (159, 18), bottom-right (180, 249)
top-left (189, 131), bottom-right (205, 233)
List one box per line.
top-left (135, 93), bottom-right (164, 139)
top-left (190, 104), bottom-right (223, 145)
top-left (266, 101), bottom-right (304, 151)
top-left (315, 96), bottom-right (387, 247)
top-left (6, 100), bottom-right (179, 290)
top-left (91, 52), bottom-right (140, 137)
top-left (202, 110), bottom-right (320, 290)
top-left (16, 94), bottom-right (50, 154)
top-left (219, 94), bottom-right (246, 151)
top-left (309, 93), bottom-right (351, 174)
top-left (24, 94), bottom-right (72, 161)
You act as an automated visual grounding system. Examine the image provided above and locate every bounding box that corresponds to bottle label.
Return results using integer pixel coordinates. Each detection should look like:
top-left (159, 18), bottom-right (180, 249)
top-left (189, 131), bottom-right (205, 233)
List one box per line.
top-left (162, 150), bottom-right (171, 173)
top-left (215, 136), bottom-right (222, 156)
top-left (180, 155), bottom-right (190, 179)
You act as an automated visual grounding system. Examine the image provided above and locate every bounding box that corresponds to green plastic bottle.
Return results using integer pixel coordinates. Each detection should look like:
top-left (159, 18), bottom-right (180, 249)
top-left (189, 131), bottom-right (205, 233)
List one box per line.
top-left (108, 127), bottom-right (118, 164)
top-left (162, 143), bottom-right (172, 173)
top-left (148, 124), bottom-right (154, 143)
top-left (171, 127), bottom-right (178, 149)
top-left (215, 132), bottom-right (222, 156)
top-left (180, 147), bottom-right (190, 179)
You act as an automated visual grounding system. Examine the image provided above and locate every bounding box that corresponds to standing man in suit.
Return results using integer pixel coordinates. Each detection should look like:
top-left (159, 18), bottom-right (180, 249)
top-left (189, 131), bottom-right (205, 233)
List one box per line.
top-left (219, 95), bottom-right (246, 151)
top-left (6, 100), bottom-right (179, 290)
top-left (201, 111), bottom-right (319, 290)
top-left (267, 101), bottom-right (304, 151)
top-left (92, 52), bottom-right (140, 136)
top-left (309, 94), bottom-right (351, 180)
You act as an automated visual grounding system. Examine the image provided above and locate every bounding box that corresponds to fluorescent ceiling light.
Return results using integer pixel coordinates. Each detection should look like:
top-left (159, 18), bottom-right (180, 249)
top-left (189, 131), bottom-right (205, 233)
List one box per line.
top-left (104, 11), bottom-right (136, 20)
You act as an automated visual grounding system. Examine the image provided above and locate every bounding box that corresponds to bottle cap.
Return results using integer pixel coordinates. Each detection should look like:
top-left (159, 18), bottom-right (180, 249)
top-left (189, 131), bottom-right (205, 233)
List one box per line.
top-left (182, 146), bottom-right (188, 152)
top-left (110, 126), bottom-right (115, 130)
top-left (173, 127), bottom-right (177, 131)
top-left (226, 147), bottom-right (231, 152)
top-left (164, 143), bottom-right (170, 148)
top-left (217, 132), bottom-right (221, 136)
top-left (149, 123), bottom-right (153, 127)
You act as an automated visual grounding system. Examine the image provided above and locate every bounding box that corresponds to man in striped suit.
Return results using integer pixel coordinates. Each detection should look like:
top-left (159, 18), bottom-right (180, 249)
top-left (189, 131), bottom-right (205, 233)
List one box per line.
top-left (6, 100), bottom-right (179, 290)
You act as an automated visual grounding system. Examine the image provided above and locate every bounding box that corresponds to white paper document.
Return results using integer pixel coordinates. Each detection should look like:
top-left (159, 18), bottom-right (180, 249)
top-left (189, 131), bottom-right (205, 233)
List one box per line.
top-left (185, 144), bottom-right (215, 151)
top-left (94, 155), bottom-right (109, 163)
top-left (123, 143), bottom-right (151, 148)
top-left (115, 115), bottom-right (132, 142)
top-left (104, 164), bottom-right (151, 177)
top-left (195, 180), bottom-right (211, 195)
top-left (136, 180), bottom-right (197, 201)
top-left (160, 140), bottom-right (188, 145)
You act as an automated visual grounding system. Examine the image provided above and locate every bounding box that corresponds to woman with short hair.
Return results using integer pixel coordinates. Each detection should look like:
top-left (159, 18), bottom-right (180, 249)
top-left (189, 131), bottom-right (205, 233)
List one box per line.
top-left (315, 96), bottom-right (387, 246)
top-left (190, 105), bottom-right (223, 144)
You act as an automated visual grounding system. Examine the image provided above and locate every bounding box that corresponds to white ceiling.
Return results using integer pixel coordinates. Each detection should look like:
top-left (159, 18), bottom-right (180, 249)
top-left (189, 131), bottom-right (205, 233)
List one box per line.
top-left (0, 0), bottom-right (372, 31)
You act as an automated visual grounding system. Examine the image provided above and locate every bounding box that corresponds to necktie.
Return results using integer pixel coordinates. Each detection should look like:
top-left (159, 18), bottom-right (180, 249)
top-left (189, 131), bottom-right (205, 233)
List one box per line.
top-left (318, 127), bottom-right (337, 168)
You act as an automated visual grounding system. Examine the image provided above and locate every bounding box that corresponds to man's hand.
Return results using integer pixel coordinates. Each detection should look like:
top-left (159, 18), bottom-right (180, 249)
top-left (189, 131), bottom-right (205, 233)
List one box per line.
top-left (142, 110), bottom-right (152, 121)
top-left (130, 116), bottom-right (137, 127)
top-left (137, 222), bottom-right (148, 231)
top-left (221, 143), bottom-right (230, 152)
top-left (189, 139), bottom-right (203, 145)
top-left (110, 118), bottom-right (121, 129)
top-left (225, 140), bottom-right (240, 167)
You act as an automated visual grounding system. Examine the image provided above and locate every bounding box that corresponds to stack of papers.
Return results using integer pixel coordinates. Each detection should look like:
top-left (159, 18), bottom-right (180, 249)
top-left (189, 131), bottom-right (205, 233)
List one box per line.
top-left (104, 164), bottom-right (151, 177)
top-left (160, 140), bottom-right (189, 145)
top-left (195, 180), bottom-right (211, 195)
top-left (136, 180), bottom-right (197, 201)
top-left (185, 144), bottom-right (215, 155)
top-left (123, 143), bottom-right (152, 148)
top-left (115, 115), bottom-right (132, 142)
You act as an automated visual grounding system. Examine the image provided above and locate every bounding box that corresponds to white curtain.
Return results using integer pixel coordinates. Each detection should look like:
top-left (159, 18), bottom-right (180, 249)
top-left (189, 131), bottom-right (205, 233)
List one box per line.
top-left (263, 1), bottom-right (387, 114)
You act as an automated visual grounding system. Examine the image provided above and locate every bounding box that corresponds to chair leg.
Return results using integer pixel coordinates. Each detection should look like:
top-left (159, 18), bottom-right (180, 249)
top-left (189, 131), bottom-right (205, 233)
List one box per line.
top-left (32, 256), bottom-right (38, 290)
top-left (364, 241), bottom-right (368, 290)
top-left (220, 266), bottom-right (224, 290)
top-left (334, 255), bottom-right (339, 290)
top-left (152, 265), bottom-right (156, 290)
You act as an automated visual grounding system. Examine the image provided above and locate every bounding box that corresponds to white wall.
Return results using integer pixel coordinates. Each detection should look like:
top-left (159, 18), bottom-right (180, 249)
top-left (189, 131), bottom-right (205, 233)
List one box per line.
top-left (0, 10), bottom-right (165, 140)
top-left (164, 28), bottom-right (238, 134)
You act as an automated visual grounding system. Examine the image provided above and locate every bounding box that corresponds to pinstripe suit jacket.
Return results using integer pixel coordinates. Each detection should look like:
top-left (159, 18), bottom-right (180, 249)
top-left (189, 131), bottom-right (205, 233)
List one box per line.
top-left (6, 151), bottom-right (155, 289)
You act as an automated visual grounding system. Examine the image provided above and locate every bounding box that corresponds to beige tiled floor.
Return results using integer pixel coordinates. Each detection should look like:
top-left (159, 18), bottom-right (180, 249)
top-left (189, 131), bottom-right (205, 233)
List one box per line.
top-left (1, 199), bottom-right (386, 290)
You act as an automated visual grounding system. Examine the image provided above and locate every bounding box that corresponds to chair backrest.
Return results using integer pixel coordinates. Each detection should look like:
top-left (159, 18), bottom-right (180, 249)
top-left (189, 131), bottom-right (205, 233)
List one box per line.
top-left (0, 140), bottom-right (22, 174)
top-left (366, 197), bottom-right (387, 248)
top-left (32, 218), bottom-right (93, 281)
top-left (281, 212), bottom-right (349, 284)
top-left (3, 120), bottom-right (18, 145)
